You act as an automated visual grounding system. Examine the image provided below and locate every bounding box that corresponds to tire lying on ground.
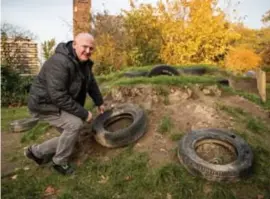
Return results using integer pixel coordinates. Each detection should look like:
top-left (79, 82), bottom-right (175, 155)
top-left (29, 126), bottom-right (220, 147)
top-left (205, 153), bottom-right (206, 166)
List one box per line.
top-left (148, 65), bottom-right (180, 77)
top-left (217, 79), bottom-right (230, 86)
top-left (123, 71), bottom-right (149, 78)
top-left (178, 128), bottom-right (253, 182)
top-left (92, 103), bottom-right (148, 148)
top-left (182, 67), bottom-right (207, 75)
top-left (9, 118), bottom-right (39, 133)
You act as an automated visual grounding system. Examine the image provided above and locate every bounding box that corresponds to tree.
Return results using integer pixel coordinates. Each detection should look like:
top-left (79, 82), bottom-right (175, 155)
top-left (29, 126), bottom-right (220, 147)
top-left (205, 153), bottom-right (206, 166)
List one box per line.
top-left (41, 39), bottom-right (56, 60)
top-left (225, 47), bottom-right (261, 72)
top-left (91, 11), bottom-right (129, 74)
top-left (262, 10), bottom-right (270, 25)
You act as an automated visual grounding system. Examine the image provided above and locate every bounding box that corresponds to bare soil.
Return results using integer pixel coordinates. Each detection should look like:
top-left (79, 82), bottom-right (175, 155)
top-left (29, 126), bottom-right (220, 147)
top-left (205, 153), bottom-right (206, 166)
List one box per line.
top-left (1, 84), bottom-right (269, 176)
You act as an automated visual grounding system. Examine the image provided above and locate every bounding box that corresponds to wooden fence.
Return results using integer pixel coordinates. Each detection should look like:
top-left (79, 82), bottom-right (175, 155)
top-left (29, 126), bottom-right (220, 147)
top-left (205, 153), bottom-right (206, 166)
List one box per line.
top-left (256, 69), bottom-right (267, 102)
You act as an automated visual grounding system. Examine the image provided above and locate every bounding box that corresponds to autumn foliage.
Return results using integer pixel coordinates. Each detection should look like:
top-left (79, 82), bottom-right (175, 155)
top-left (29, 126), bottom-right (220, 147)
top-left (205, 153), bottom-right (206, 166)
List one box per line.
top-left (91, 0), bottom-right (269, 74)
top-left (225, 47), bottom-right (262, 72)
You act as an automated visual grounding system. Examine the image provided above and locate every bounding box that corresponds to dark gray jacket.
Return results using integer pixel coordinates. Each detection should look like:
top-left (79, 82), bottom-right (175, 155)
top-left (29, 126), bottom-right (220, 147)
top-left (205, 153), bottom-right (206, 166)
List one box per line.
top-left (28, 41), bottom-right (103, 120)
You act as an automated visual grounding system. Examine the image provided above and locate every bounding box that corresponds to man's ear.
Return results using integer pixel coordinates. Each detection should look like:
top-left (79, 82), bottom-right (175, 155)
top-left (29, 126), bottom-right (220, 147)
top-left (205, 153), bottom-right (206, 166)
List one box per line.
top-left (72, 41), bottom-right (76, 48)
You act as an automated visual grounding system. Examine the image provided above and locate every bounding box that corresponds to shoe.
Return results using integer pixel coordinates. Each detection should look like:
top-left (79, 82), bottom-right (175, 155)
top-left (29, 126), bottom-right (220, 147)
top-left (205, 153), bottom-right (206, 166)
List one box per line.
top-left (52, 162), bottom-right (74, 175)
top-left (24, 146), bottom-right (45, 165)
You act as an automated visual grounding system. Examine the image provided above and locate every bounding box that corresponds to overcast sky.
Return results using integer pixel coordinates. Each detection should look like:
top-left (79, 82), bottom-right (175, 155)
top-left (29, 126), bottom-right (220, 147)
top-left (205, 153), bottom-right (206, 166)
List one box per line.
top-left (1, 0), bottom-right (270, 45)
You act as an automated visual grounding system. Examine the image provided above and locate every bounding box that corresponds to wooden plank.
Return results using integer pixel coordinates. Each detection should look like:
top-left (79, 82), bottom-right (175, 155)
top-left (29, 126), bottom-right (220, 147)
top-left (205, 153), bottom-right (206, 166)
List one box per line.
top-left (256, 68), bottom-right (267, 102)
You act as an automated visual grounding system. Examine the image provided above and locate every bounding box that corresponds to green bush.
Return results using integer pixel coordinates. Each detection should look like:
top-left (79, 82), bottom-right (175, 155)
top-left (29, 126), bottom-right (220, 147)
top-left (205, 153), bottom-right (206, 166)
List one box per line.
top-left (1, 65), bottom-right (34, 107)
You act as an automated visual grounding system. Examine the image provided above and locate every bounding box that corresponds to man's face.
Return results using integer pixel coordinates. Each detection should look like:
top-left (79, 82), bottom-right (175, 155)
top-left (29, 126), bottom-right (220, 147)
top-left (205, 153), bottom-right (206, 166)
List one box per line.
top-left (73, 37), bottom-right (95, 62)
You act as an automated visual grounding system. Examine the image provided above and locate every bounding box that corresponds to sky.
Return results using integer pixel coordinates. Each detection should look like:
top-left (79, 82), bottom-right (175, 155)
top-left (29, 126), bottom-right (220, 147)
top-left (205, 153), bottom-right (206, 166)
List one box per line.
top-left (1, 0), bottom-right (270, 45)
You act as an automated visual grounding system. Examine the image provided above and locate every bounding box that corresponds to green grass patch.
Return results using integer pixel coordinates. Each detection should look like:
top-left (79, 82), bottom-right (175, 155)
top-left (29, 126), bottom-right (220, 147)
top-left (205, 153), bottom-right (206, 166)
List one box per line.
top-left (217, 104), bottom-right (269, 135)
top-left (246, 117), bottom-right (268, 134)
top-left (220, 86), bottom-right (270, 110)
top-left (169, 132), bottom-right (184, 141)
top-left (217, 104), bottom-right (246, 118)
top-left (155, 85), bottom-right (170, 105)
top-left (158, 115), bottom-right (173, 134)
top-left (20, 122), bottom-right (51, 143)
top-left (113, 75), bottom-right (220, 87)
top-left (1, 106), bottom-right (30, 131)
top-left (2, 147), bottom-right (270, 199)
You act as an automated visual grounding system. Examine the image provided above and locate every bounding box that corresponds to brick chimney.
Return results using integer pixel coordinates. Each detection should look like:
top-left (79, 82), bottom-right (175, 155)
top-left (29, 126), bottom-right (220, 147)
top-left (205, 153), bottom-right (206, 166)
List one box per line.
top-left (73, 0), bottom-right (91, 38)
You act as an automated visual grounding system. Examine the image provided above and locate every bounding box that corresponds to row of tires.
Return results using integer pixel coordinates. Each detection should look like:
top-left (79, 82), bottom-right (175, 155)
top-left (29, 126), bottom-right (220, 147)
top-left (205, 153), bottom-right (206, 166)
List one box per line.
top-left (124, 65), bottom-right (207, 78)
top-left (124, 65), bottom-right (230, 86)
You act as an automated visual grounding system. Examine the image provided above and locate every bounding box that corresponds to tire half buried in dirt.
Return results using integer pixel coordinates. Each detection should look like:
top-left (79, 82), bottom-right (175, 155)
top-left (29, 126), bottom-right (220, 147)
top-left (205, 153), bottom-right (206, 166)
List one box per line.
top-left (123, 71), bottom-right (149, 78)
top-left (178, 128), bottom-right (253, 182)
top-left (148, 65), bottom-right (179, 77)
top-left (9, 118), bottom-right (39, 133)
top-left (182, 67), bottom-right (207, 75)
top-left (93, 103), bottom-right (147, 148)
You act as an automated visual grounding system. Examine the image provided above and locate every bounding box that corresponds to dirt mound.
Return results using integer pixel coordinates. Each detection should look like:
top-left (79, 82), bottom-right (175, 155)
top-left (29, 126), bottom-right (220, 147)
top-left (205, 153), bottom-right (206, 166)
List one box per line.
top-left (79, 84), bottom-right (238, 167)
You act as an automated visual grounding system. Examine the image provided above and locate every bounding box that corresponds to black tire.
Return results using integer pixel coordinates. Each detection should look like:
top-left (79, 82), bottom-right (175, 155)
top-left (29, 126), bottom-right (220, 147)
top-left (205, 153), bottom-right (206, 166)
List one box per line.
top-left (92, 103), bottom-right (147, 148)
top-left (182, 67), bottom-right (207, 75)
top-left (148, 65), bottom-right (179, 77)
top-left (123, 71), bottom-right (149, 78)
top-left (178, 128), bottom-right (253, 182)
top-left (9, 118), bottom-right (39, 133)
top-left (217, 79), bottom-right (230, 86)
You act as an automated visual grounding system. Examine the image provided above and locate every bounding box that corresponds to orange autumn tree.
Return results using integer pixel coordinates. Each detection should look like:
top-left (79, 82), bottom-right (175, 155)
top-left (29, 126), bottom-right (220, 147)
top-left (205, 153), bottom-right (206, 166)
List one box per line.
top-left (225, 47), bottom-right (262, 72)
top-left (124, 0), bottom-right (240, 66)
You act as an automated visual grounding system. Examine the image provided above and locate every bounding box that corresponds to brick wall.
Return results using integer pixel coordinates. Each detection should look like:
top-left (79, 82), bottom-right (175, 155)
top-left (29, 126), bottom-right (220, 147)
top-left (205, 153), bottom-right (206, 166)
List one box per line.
top-left (73, 0), bottom-right (91, 37)
top-left (0, 38), bottom-right (40, 74)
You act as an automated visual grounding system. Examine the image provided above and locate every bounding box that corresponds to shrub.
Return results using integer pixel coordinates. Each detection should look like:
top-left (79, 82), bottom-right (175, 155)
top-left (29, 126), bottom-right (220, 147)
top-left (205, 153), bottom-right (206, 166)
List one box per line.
top-left (224, 47), bottom-right (262, 72)
top-left (1, 65), bottom-right (34, 107)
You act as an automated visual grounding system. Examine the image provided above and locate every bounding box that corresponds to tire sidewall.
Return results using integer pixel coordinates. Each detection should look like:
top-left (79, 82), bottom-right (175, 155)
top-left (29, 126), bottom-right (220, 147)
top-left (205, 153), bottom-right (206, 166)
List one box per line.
top-left (178, 128), bottom-right (253, 181)
top-left (93, 104), bottom-right (147, 148)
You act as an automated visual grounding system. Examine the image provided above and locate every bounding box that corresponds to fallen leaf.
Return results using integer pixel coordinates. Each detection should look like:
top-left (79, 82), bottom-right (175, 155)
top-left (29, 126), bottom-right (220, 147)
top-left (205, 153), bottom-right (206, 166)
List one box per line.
top-left (98, 175), bottom-right (109, 184)
top-left (124, 176), bottom-right (132, 181)
top-left (11, 175), bottom-right (17, 180)
top-left (257, 195), bottom-right (264, 199)
top-left (23, 167), bottom-right (30, 171)
top-left (160, 148), bottom-right (167, 152)
top-left (44, 185), bottom-right (57, 196)
top-left (166, 193), bottom-right (172, 199)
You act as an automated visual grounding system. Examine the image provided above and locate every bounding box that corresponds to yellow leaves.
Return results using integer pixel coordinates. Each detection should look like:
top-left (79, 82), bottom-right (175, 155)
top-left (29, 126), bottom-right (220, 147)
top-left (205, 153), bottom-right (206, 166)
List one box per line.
top-left (93, 33), bottom-right (128, 74)
top-left (95, 0), bottom-right (250, 73)
top-left (225, 47), bottom-right (262, 72)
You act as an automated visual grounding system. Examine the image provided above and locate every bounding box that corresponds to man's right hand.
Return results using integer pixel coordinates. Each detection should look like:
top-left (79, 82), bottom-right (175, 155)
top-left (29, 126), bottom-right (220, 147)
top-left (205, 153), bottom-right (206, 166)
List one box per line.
top-left (86, 111), bottom-right (92, 123)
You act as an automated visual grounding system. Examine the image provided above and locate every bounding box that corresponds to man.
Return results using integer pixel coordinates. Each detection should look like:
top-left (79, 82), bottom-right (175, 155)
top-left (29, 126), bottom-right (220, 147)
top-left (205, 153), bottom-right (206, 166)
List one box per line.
top-left (26, 33), bottom-right (104, 175)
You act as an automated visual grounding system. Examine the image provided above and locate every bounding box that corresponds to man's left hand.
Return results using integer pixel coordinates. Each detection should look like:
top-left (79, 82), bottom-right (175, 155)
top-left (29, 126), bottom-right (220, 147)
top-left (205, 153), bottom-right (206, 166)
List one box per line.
top-left (97, 105), bottom-right (105, 114)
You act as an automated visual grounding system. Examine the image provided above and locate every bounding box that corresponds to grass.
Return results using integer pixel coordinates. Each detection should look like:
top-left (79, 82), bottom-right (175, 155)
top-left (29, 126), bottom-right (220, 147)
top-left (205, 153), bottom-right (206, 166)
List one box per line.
top-left (2, 147), bottom-right (269, 199)
top-left (113, 75), bottom-right (220, 87)
top-left (169, 132), bottom-right (184, 141)
top-left (158, 115), bottom-right (174, 134)
top-left (155, 85), bottom-right (170, 105)
top-left (220, 86), bottom-right (270, 110)
top-left (1, 107), bottom-right (51, 142)
top-left (2, 65), bottom-right (270, 199)
top-left (217, 104), bottom-right (270, 135)
top-left (20, 122), bottom-right (51, 143)
top-left (1, 106), bottom-right (30, 131)
top-left (246, 117), bottom-right (268, 134)
top-left (217, 104), bottom-right (246, 118)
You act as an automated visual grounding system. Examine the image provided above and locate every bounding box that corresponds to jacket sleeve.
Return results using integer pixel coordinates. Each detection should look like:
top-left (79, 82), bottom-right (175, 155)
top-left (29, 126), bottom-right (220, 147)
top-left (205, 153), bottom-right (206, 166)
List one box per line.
top-left (45, 59), bottom-right (89, 120)
top-left (88, 71), bottom-right (104, 106)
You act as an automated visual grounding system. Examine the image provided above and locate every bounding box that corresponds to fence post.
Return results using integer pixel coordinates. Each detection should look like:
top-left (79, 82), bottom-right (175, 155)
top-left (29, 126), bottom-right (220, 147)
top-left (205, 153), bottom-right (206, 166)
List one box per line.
top-left (256, 68), bottom-right (266, 102)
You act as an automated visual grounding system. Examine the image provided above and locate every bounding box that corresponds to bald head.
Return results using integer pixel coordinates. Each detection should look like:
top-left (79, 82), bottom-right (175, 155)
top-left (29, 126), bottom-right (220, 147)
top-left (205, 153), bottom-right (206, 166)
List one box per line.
top-left (73, 33), bottom-right (95, 62)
